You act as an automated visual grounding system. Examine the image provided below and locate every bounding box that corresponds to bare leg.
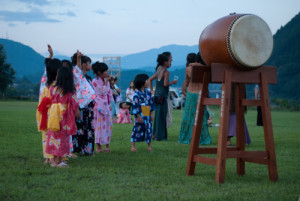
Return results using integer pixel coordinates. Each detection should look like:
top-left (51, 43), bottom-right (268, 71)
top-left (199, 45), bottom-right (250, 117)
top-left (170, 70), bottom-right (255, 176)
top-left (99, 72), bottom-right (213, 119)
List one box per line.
top-left (104, 144), bottom-right (111, 153)
top-left (131, 142), bottom-right (137, 151)
top-left (96, 143), bottom-right (103, 152)
top-left (147, 142), bottom-right (152, 151)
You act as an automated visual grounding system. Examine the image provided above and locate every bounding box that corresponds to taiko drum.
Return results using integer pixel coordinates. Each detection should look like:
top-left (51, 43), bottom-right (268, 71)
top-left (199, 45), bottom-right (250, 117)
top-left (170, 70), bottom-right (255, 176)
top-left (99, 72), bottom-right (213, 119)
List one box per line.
top-left (199, 14), bottom-right (273, 69)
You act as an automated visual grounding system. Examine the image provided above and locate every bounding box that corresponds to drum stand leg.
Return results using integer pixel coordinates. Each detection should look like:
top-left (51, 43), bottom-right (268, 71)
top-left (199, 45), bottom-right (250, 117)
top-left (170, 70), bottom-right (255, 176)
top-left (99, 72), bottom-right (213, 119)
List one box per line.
top-left (236, 83), bottom-right (246, 175)
top-left (186, 72), bottom-right (210, 176)
top-left (260, 73), bottom-right (278, 181)
top-left (215, 70), bottom-right (232, 183)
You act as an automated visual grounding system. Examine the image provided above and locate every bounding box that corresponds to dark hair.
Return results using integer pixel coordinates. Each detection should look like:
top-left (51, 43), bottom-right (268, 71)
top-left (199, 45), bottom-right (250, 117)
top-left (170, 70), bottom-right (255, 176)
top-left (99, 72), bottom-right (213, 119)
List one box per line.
top-left (92, 61), bottom-right (108, 75)
top-left (81, 56), bottom-right (91, 65)
top-left (109, 78), bottom-right (115, 89)
top-left (134, 74), bottom-right (149, 89)
top-left (162, 52), bottom-right (171, 57)
top-left (186, 53), bottom-right (197, 67)
top-left (129, 81), bottom-right (135, 90)
top-left (55, 67), bottom-right (75, 95)
top-left (155, 54), bottom-right (169, 71)
top-left (71, 53), bottom-right (77, 66)
top-left (114, 77), bottom-right (118, 81)
top-left (196, 52), bottom-right (206, 65)
top-left (45, 58), bottom-right (62, 87)
top-left (119, 102), bottom-right (127, 109)
top-left (62, 60), bottom-right (73, 70)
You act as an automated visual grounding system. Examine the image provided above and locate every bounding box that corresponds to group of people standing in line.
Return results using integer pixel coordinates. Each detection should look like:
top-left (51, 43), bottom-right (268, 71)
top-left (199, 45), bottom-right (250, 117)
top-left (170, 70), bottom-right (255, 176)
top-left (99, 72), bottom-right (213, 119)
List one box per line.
top-left (36, 44), bottom-right (254, 168)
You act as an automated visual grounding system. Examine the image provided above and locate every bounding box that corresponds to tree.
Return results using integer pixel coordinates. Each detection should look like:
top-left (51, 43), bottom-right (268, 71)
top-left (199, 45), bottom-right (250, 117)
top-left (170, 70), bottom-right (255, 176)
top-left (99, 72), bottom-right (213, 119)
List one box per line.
top-left (0, 44), bottom-right (15, 98)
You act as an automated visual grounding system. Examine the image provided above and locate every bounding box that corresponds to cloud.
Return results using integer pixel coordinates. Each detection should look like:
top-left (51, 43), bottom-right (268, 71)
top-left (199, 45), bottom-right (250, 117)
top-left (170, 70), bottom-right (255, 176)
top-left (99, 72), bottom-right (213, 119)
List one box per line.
top-left (95, 9), bottom-right (108, 15)
top-left (15, 0), bottom-right (50, 6)
top-left (0, 8), bottom-right (61, 23)
top-left (8, 23), bottom-right (16, 27)
top-left (59, 11), bottom-right (76, 17)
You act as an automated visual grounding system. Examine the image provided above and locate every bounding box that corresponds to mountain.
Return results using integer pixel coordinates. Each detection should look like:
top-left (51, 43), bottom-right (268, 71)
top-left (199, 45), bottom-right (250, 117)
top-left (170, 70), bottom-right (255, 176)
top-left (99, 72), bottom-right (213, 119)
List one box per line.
top-left (0, 38), bottom-right (44, 78)
top-left (1, 10), bottom-right (300, 102)
top-left (121, 44), bottom-right (198, 69)
top-left (267, 12), bottom-right (300, 101)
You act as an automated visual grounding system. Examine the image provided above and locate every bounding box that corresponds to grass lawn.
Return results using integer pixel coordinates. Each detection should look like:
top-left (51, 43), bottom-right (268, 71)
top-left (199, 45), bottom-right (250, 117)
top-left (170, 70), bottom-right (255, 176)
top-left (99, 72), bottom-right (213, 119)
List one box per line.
top-left (0, 101), bottom-right (299, 201)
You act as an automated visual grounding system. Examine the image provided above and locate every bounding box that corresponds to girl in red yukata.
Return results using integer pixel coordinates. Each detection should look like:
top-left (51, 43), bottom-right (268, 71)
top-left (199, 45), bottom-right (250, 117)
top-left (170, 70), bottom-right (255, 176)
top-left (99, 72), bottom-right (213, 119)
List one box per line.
top-left (45, 66), bottom-right (79, 167)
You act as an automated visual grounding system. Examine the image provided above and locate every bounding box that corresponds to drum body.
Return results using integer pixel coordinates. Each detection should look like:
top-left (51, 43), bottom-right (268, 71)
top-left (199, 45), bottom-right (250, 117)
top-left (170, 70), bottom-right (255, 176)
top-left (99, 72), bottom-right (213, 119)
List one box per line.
top-left (199, 14), bottom-right (273, 69)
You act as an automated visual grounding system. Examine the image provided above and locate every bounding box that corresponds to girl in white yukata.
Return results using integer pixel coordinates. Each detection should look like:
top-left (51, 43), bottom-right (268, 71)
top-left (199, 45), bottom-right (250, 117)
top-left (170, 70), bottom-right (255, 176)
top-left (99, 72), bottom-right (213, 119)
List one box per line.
top-left (92, 62), bottom-right (113, 153)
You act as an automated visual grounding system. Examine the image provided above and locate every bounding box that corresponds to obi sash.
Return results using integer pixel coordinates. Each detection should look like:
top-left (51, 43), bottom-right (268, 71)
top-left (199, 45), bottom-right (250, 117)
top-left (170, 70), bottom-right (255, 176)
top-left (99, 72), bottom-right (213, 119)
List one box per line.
top-left (47, 103), bottom-right (67, 132)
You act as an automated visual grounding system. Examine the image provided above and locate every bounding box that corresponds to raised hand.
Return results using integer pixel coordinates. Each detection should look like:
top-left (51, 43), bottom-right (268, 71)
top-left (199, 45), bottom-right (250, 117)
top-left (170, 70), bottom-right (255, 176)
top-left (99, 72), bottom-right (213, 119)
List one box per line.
top-left (48, 44), bottom-right (53, 59)
top-left (77, 50), bottom-right (83, 68)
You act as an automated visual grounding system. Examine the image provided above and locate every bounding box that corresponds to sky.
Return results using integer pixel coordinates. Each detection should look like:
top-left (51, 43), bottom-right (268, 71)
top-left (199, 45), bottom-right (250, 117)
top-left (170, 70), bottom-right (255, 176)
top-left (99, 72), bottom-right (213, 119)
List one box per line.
top-left (0, 0), bottom-right (299, 56)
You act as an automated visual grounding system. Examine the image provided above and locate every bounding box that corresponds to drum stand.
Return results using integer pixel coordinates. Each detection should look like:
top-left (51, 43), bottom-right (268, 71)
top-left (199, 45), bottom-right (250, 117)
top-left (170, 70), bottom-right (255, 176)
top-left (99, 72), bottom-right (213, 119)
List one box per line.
top-left (186, 63), bottom-right (278, 183)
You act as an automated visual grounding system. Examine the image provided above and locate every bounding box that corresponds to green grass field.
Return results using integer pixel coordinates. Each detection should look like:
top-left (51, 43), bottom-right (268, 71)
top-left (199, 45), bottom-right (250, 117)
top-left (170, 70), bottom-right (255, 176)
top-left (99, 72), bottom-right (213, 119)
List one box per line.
top-left (0, 101), bottom-right (299, 201)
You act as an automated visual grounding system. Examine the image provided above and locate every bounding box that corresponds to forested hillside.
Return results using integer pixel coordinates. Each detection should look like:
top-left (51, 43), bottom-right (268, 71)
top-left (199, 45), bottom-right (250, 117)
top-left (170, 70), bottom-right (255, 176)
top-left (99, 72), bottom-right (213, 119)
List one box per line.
top-left (267, 12), bottom-right (300, 101)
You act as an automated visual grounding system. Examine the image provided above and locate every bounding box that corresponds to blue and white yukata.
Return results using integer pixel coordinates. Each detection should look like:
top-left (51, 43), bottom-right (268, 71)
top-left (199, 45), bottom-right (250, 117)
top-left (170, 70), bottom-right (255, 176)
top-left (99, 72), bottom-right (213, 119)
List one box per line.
top-left (131, 89), bottom-right (156, 144)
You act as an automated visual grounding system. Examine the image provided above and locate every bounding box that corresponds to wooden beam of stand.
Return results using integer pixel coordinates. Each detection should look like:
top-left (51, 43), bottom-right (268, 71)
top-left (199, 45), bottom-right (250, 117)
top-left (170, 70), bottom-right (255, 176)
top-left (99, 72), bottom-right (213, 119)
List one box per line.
top-left (226, 151), bottom-right (268, 159)
top-left (215, 70), bottom-right (232, 183)
top-left (186, 71), bottom-right (210, 176)
top-left (211, 64), bottom-right (277, 84)
top-left (191, 65), bottom-right (211, 83)
top-left (193, 156), bottom-right (217, 166)
top-left (241, 99), bottom-right (260, 106)
top-left (203, 98), bottom-right (221, 105)
top-left (243, 158), bottom-right (269, 165)
top-left (260, 73), bottom-right (278, 181)
top-left (196, 147), bottom-right (238, 154)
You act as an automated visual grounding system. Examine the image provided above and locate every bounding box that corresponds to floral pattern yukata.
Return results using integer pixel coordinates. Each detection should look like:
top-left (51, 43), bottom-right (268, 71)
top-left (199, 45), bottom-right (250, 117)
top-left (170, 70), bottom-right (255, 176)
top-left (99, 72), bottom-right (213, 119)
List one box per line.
top-left (73, 66), bottom-right (95, 108)
top-left (73, 74), bottom-right (95, 155)
top-left (117, 108), bottom-right (132, 124)
top-left (131, 89), bottom-right (156, 144)
top-left (45, 87), bottom-right (78, 157)
top-left (92, 77), bottom-right (113, 145)
top-left (36, 85), bottom-right (53, 159)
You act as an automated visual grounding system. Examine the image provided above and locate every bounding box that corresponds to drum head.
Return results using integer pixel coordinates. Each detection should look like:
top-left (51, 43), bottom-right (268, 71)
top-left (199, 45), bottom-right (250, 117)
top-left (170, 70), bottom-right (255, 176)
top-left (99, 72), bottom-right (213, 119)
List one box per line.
top-left (229, 15), bottom-right (273, 68)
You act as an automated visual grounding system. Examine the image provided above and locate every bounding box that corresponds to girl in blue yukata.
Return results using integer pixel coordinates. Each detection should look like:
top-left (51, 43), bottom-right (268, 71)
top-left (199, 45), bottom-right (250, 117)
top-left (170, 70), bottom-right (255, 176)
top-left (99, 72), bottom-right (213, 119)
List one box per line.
top-left (131, 74), bottom-right (156, 152)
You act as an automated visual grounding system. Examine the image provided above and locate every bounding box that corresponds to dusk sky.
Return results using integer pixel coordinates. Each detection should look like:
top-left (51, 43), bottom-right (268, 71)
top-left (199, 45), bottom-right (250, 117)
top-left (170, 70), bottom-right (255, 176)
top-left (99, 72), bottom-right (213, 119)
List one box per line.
top-left (0, 0), bottom-right (299, 56)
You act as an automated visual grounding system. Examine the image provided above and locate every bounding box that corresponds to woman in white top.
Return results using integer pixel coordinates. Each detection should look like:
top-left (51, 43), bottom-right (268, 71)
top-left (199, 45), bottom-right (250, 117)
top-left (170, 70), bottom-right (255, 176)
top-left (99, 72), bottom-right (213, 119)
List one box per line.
top-left (114, 77), bottom-right (121, 115)
top-left (126, 81), bottom-right (135, 103)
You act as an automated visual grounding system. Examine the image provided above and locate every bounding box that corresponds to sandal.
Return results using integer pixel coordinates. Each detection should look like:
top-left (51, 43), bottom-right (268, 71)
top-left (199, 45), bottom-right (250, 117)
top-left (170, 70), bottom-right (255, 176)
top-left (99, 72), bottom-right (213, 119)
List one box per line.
top-left (103, 149), bottom-right (111, 153)
top-left (131, 148), bottom-right (137, 152)
top-left (68, 153), bottom-right (78, 158)
top-left (96, 149), bottom-right (104, 153)
top-left (56, 162), bottom-right (69, 168)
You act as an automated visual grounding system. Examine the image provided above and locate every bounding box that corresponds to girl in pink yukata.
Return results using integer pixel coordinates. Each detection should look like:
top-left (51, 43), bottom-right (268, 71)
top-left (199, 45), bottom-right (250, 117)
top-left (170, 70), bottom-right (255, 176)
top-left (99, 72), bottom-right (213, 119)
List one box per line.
top-left (117, 102), bottom-right (132, 124)
top-left (92, 62), bottom-right (113, 153)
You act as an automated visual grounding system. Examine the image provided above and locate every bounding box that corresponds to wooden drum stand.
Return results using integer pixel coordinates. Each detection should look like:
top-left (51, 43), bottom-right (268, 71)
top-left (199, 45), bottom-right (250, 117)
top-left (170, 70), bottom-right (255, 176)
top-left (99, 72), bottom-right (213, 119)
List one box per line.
top-left (186, 63), bottom-right (278, 183)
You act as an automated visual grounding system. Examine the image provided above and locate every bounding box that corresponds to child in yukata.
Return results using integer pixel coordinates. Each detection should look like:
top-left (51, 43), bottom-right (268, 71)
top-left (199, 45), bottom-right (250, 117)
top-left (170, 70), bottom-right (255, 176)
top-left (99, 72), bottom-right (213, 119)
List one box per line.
top-left (92, 62), bottom-right (113, 153)
top-left (131, 74), bottom-right (156, 151)
top-left (117, 102), bottom-right (132, 124)
top-left (45, 67), bottom-right (79, 167)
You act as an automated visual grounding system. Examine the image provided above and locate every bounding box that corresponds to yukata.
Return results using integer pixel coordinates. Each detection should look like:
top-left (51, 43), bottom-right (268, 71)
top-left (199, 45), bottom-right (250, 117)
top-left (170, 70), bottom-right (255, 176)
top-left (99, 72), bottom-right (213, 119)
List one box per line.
top-left (92, 77), bottom-right (113, 145)
top-left (117, 108), bottom-right (132, 124)
top-left (45, 87), bottom-right (78, 157)
top-left (36, 84), bottom-right (53, 159)
top-left (131, 89), bottom-right (156, 144)
top-left (72, 73), bottom-right (95, 155)
top-left (73, 65), bottom-right (95, 108)
top-left (38, 69), bottom-right (47, 99)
